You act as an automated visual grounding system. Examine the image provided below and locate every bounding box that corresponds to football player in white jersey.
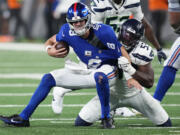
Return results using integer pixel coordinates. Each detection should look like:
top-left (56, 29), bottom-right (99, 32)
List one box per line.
top-left (90, 0), bottom-right (167, 115)
top-left (90, 0), bottom-right (167, 64)
top-left (153, 0), bottom-right (180, 101)
top-left (74, 19), bottom-right (172, 127)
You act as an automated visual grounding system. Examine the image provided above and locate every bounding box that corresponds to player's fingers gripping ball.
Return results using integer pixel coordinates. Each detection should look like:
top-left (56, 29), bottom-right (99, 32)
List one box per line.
top-left (55, 41), bottom-right (70, 58)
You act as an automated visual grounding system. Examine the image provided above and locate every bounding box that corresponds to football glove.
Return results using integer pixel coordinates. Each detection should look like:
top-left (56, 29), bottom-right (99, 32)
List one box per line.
top-left (118, 57), bottom-right (136, 76)
top-left (157, 48), bottom-right (167, 64)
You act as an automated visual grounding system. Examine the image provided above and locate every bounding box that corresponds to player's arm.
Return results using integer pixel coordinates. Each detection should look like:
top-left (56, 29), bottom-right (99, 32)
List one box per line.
top-left (132, 63), bottom-right (154, 88)
top-left (119, 47), bottom-right (142, 90)
top-left (141, 18), bottom-right (167, 63)
top-left (120, 46), bottom-right (131, 63)
top-left (45, 34), bottom-right (68, 58)
top-left (132, 4), bottom-right (166, 63)
top-left (141, 18), bottom-right (161, 50)
top-left (168, 12), bottom-right (180, 34)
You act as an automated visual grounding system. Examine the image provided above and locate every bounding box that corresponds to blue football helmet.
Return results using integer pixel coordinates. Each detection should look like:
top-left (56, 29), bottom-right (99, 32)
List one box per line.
top-left (66, 2), bottom-right (91, 35)
top-left (118, 19), bottom-right (145, 51)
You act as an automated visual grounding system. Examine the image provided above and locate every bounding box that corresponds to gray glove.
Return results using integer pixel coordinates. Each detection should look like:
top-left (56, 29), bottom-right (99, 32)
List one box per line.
top-left (157, 48), bottom-right (167, 64)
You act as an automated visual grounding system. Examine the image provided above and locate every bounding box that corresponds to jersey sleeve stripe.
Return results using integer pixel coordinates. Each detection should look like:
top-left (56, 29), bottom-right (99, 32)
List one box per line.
top-left (132, 53), bottom-right (153, 62)
top-left (124, 2), bottom-right (140, 9)
top-left (107, 68), bottom-right (118, 79)
top-left (93, 7), bottom-right (112, 12)
top-left (167, 46), bottom-right (180, 66)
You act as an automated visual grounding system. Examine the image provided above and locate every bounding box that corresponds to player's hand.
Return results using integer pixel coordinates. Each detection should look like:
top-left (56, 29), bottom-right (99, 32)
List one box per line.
top-left (127, 78), bottom-right (142, 90)
top-left (118, 56), bottom-right (136, 75)
top-left (47, 43), bottom-right (68, 58)
top-left (157, 48), bottom-right (167, 64)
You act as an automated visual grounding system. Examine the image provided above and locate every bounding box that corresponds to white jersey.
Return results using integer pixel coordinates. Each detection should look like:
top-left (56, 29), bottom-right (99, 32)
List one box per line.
top-left (168, 0), bottom-right (180, 12)
top-left (90, 0), bottom-right (144, 35)
top-left (129, 41), bottom-right (154, 66)
top-left (76, 43), bottom-right (169, 125)
top-left (115, 42), bottom-right (154, 98)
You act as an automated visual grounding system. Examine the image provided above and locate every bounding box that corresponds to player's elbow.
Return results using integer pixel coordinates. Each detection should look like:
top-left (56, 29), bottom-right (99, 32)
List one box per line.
top-left (145, 81), bottom-right (153, 88)
top-left (144, 77), bottom-right (154, 88)
top-left (171, 23), bottom-right (179, 30)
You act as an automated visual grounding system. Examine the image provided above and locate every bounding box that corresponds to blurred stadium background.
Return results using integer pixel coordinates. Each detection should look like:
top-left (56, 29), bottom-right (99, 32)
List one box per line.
top-left (0, 0), bottom-right (180, 135)
top-left (0, 0), bottom-right (178, 43)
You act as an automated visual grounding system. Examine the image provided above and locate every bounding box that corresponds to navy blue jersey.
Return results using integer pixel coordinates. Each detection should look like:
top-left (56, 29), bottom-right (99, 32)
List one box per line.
top-left (56, 23), bottom-right (122, 69)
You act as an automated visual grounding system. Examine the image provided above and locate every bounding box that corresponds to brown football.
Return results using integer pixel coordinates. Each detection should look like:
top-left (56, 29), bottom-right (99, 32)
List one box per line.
top-left (55, 41), bottom-right (70, 56)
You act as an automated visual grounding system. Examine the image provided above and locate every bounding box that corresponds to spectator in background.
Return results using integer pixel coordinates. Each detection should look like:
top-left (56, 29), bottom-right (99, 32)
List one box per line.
top-left (7, 0), bottom-right (31, 40)
top-left (44, 0), bottom-right (60, 39)
top-left (148, 0), bottom-right (168, 47)
top-left (52, 0), bottom-right (80, 32)
top-left (0, 0), bottom-right (13, 42)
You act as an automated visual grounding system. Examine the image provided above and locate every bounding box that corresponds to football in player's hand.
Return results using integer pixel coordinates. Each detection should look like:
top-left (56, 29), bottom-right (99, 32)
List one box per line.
top-left (55, 41), bottom-right (70, 56)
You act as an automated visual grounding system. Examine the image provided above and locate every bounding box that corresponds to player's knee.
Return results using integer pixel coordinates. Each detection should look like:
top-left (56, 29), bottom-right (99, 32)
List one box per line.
top-left (94, 72), bottom-right (107, 84)
top-left (157, 118), bottom-right (172, 127)
top-left (41, 73), bottom-right (56, 87)
top-left (75, 115), bottom-right (93, 126)
top-left (164, 66), bottom-right (177, 72)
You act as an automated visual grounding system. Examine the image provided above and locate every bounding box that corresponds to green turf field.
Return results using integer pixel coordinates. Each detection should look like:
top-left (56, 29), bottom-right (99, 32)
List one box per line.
top-left (0, 44), bottom-right (179, 135)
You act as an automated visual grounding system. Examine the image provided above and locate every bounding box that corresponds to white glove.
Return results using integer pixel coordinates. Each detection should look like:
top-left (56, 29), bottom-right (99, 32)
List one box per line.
top-left (118, 56), bottom-right (136, 76)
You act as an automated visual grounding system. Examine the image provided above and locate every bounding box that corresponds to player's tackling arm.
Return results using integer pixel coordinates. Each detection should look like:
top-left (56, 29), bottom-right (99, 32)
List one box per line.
top-left (132, 63), bottom-right (154, 88)
top-left (119, 47), bottom-right (142, 90)
top-left (120, 46), bottom-right (131, 63)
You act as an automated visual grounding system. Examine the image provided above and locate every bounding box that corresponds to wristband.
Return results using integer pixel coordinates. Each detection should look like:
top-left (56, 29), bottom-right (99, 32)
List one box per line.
top-left (45, 45), bottom-right (52, 52)
top-left (127, 65), bottom-right (136, 75)
top-left (124, 72), bottom-right (132, 80)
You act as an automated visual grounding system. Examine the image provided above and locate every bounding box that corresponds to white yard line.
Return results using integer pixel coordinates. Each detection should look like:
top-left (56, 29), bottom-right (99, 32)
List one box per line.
top-left (0, 82), bottom-right (178, 87)
top-left (0, 104), bottom-right (180, 108)
top-left (128, 127), bottom-right (180, 129)
top-left (0, 73), bottom-right (42, 79)
top-left (0, 83), bottom-right (37, 87)
top-left (0, 43), bottom-right (43, 52)
top-left (0, 92), bottom-right (96, 96)
top-left (30, 117), bottom-right (180, 121)
top-left (0, 92), bottom-right (180, 96)
top-left (0, 42), bottom-right (74, 52)
top-left (0, 73), bottom-right (179, 80)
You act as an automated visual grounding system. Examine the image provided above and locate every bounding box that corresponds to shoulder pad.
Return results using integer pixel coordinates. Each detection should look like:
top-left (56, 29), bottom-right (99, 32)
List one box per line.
top-left (124, 0), bottom-right (140, 6)
top-left (90, 0), bottom-right (112, 12)
top-left (129, 42), bottom-right (154, 65)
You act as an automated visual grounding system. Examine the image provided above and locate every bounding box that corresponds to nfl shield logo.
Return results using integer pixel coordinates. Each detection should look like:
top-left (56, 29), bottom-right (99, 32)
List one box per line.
top-left (85, 51), bottom-right (92, 56)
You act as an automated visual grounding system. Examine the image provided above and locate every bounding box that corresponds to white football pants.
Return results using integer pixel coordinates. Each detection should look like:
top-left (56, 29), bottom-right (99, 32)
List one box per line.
top-left (79, 79), bottom-right (169, 125)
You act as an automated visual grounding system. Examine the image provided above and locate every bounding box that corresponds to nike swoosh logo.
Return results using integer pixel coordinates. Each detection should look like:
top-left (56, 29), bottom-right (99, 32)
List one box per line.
top-left (10, 119), bottom-right (22, 124)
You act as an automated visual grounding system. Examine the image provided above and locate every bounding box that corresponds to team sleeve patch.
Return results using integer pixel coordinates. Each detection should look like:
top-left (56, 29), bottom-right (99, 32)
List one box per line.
top-left (93, 7), bottom-right (113, 12)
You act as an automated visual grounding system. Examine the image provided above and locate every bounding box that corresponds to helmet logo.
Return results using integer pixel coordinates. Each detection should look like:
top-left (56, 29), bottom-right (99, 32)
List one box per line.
top-left (127, 27), bottom-right (136, 34)
top-left (74, 12), bottom-right (77, 18)
top-left (137, 24), bottom-right (142, 30)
